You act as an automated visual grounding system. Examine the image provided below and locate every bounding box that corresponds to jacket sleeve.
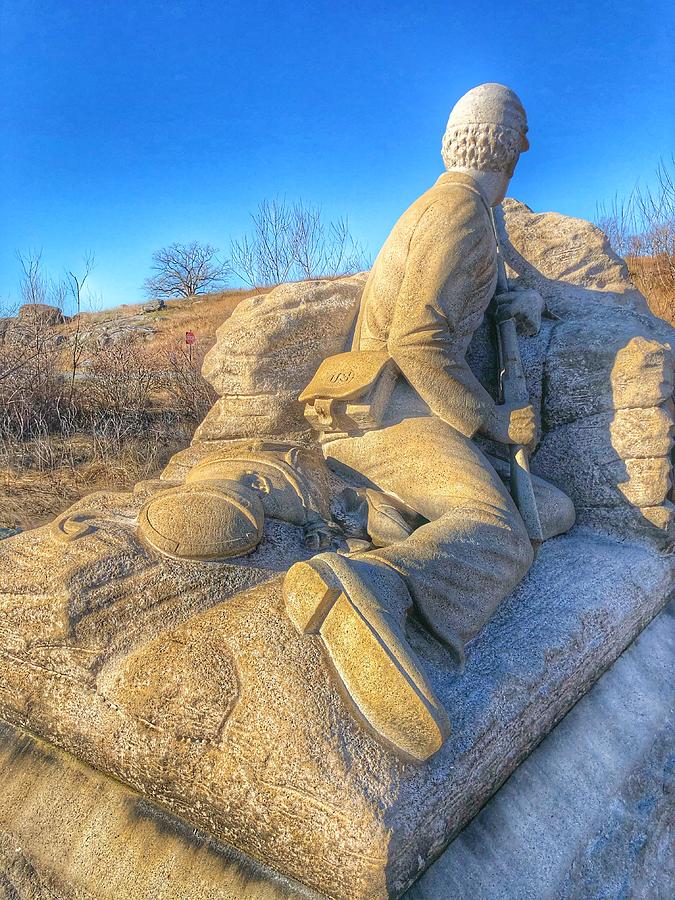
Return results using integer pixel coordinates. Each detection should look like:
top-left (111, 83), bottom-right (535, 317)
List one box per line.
top-left (387, 189), bottom-right (498, 438)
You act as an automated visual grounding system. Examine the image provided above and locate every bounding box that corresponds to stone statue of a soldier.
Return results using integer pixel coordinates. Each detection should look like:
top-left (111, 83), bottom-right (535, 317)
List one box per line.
top-left (284, 84), bottom-right (552, 762)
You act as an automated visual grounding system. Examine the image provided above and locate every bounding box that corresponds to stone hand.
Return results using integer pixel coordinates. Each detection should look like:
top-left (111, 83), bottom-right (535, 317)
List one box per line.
top-left (495, 287), bottom-right (544, 336)
top-left (483, 401), bottom-right (538, 447)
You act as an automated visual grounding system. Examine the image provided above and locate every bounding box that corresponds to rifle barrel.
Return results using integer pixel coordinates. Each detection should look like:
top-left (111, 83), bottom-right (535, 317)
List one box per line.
top-left (491, 207), bottom-right (544, 547)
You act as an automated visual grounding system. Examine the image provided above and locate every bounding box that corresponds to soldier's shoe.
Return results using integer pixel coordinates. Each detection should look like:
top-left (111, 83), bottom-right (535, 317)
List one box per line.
top-left (283, 552), bottom-right (451, 762)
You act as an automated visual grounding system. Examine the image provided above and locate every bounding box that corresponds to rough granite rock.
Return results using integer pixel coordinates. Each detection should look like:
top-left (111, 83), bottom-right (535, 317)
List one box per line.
top-left (2, 608), bottom-right (671, 900)
top-left (0, 721), bottom-right (316, 900)
top-left (531, 304), bottom-right (674, 548)
top-left (193, 274), bottom-right (367, 442)
top-left (496, 201), bottom-right (673, 551)
top-left (17, 302), bottom-right (66, 327)
top-left (496, 199), bottom-right (650, 313)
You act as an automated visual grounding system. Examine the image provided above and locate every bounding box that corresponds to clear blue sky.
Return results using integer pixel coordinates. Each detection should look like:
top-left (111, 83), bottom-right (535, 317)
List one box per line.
top-left (1, 0), bottom-right (673, 310)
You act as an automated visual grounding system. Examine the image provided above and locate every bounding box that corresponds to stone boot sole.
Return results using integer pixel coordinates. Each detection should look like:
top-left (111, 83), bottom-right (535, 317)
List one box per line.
top-left (283, 555), bottom-right (451, 762)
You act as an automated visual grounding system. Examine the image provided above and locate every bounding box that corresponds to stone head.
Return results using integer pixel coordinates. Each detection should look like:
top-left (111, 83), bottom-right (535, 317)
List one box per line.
top-left (441, 83), bottom-right (529, 202)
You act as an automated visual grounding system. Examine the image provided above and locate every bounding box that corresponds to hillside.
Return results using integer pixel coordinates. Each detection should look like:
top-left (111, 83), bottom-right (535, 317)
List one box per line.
top-left (61, 287), bottom-right (257, 360)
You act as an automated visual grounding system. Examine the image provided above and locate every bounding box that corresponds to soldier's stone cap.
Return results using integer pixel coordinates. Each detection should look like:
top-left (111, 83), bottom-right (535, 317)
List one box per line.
top-left (137, 479), bottom-right (264, 562)
top-left (447, 83), bottom-right (528, 145)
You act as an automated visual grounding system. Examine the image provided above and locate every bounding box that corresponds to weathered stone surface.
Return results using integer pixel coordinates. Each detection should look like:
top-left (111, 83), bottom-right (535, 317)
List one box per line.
top-left (527, 301), bottom-right (675, 549)
top-left (606, 405), bottom-right (673, 458)
top-left (161, 439), bottom-right (271, 481)
top-left (480, 216), bottom-right (675, 539)
top-left (0, 722), bottom-right (314, 900)
top-left (543, 315), bottom-right (673, 428)
top-left (194, 275), bottom-right (366, 442)
top-left (497, 199), bottom-right (649, 313)
top-left (495, 202), bottom-right (675, 544)
top-left (143, 298), bottom-right (165, 313)
top-left (534, 426), bottom-right (672, 508)
top-left (0, 484), bottom-right (671, 898)
top-left (408, 602), bottom-right (675, 900)
top-left (17, 302), bottom-right (66, 327)
top-left (571, 501), bottom-right (675, 549)
top-left (467, 314), bottom-right (553, 438)
top-left (2, 603), bottom-right (672, 900)
top-left (137, 480), bottom-right (265, 561)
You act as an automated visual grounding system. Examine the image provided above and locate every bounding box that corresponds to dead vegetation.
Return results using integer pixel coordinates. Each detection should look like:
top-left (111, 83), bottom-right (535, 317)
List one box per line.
top-left (0, 288), bottom-right (254, 530)
top-left (230, 198), bottom-right (369, 288)
top-left (596, 158), bottom-right (675, 325)
top-left (1, 200), bottom-right (367, 532)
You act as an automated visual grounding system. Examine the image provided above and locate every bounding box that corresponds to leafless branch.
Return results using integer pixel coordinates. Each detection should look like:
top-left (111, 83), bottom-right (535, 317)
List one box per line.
top-left (229, 198), bottom-right (369, 288)
top-left (596, 157), bottom-right (675, 323)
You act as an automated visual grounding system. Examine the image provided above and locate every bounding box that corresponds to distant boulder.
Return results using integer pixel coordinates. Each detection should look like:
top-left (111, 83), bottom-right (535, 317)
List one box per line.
top-left (18, 303), bottom-right (66, 327)
top-left (143, 299), bottom-right (165, 313)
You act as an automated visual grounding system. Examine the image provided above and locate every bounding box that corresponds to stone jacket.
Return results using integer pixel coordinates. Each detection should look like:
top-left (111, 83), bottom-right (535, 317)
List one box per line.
top-left (354, 171), bottom-right (499, 437)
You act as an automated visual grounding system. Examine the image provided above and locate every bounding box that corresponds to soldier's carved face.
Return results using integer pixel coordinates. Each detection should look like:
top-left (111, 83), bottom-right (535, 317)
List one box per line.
top-left (506, 126), bottom-right (529, 179)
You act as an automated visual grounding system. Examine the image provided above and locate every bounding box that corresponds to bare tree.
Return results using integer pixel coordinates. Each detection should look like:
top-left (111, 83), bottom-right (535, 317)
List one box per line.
top-left (596, 158), bottom-right (675, 323)
top-left (230, 199), bottom-right (369, 288)
top-left (143, 241), bottom-right (230, 300)
top-left (67, 252), bottom-right (95, 401)
top-left (17, 249), bottom-right (48, 307)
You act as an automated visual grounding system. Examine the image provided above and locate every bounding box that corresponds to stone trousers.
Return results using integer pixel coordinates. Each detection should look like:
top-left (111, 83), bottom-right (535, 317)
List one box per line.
top-left (323, 416), bottom-right (534, 658)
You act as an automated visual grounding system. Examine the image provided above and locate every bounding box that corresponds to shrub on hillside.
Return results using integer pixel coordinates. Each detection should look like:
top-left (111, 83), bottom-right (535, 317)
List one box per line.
top-left (597, 158), bottom-right (675, 324)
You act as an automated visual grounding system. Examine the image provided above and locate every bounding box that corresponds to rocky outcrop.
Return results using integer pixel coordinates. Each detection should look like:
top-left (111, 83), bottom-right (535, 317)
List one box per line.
top-left (0, 304), bottom-right (68, 346)
top-left (193, 274), bottom-right (367, 442)
top-left (531, 311), bottom-right (674, 546)
top-left (496, 199), bottom-right (650, 313)
top-left (142, 299), bottom-right (165, 313)
top-left (17, 303), bottom-right (67, 327)
top-left (494, 200), bottom-right (675, 549)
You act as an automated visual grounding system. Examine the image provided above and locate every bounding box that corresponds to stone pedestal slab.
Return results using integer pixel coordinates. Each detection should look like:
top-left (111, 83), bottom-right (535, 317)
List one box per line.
top-left (0, 518), bottom-right (671, 898)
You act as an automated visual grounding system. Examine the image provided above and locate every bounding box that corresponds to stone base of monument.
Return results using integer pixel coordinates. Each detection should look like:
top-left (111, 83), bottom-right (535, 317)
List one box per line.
top-left (1, 602), bottom-right (671, 900)
top-left (0, 721), bottom-right (317, 900)
top-left (0, 513), bottom-right (671, 898)
top-left (408, 600), bottom-right (674, 900)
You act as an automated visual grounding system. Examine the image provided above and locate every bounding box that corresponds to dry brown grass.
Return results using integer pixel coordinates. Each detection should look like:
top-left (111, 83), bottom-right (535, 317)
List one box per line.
top-left (624, 256), bottom-right (675, 325)
top-left (0, 288), bottom-right (256, 531)
top-left (597, 159), bottom-right (675, 325)
top-left (0, 427), bottom-right (191, 530)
